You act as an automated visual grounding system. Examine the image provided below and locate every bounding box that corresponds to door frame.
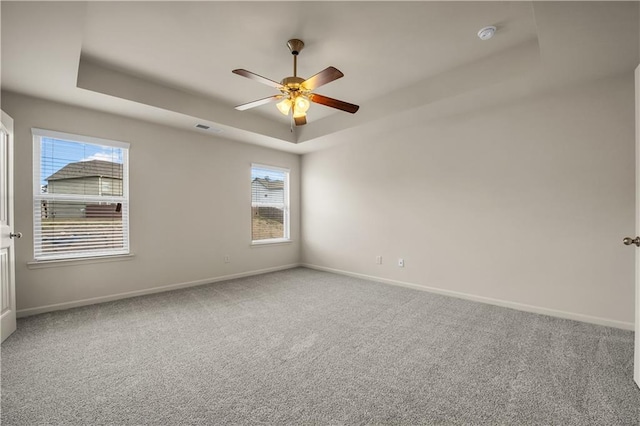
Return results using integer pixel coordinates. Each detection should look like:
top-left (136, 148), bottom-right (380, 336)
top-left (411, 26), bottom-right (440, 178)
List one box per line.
top-left (634, 65), bottom-right (640, 387)
top-left (0, 110), bottom-right (16, 342)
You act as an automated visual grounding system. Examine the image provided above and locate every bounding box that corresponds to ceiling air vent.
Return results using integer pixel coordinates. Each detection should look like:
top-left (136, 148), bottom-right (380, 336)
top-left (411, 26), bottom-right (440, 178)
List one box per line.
top-left (195, 124), bottom-right (223, 133)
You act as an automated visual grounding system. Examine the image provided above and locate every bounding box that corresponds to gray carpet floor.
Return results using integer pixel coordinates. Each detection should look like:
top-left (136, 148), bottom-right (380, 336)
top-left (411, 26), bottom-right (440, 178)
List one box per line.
top-left (1, 267), bottom-right (639, 425)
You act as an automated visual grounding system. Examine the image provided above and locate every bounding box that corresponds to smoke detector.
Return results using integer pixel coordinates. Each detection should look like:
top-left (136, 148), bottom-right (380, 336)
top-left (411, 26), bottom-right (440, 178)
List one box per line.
top-left (477, 26), bottom-right (496, 41)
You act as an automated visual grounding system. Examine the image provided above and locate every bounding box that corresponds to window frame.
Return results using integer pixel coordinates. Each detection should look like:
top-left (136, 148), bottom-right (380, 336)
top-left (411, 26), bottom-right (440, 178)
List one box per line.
top-left (250, 163), bottom-right (290, 245)
top-left (32, 128), bottom-right (130, 261)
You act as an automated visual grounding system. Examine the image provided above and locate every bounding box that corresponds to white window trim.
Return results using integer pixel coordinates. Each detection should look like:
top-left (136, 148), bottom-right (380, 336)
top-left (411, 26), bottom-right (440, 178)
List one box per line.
top-left (26, 253), bottom-right (135, 269)
top-left (250, 238), bottom-right (292, 247)
top-left (251, 163), bottom-right (290, 245)
top-left (32, 128), bottom-right (131, 262)
top-left (32, 128), bottom-right (130, 149)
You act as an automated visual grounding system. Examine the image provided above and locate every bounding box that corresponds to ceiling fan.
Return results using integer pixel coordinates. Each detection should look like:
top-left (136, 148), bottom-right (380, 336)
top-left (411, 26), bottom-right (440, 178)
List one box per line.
top-left (232, 39), bottom-right (359, 127)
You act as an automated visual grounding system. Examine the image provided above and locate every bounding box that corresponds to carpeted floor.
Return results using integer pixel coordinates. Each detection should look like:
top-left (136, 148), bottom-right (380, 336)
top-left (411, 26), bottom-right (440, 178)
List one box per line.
top-left (1, 267), bottom-right (639, 425)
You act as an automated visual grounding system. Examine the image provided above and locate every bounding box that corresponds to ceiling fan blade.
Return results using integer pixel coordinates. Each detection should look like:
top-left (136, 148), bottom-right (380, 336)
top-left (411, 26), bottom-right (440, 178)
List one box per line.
top-left (301, 67), bottom-right (344, 91)
top-left (235, 95), bottom-right (283, 111)
top-left (309, 93), bottom-right (359, 114)
top-left (232, 69), bottom-right (284, 90)
top-left (294, 114), bottom-right (307, 126)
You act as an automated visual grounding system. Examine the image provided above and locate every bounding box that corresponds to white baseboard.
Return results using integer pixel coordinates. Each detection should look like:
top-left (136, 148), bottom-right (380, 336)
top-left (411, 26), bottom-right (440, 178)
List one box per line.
top-left (17, 263), bottom-right (301, 318)
top-left (18, 262), bottom-right (634, 331)
top-left (302, 263), bottom-right (635, 331)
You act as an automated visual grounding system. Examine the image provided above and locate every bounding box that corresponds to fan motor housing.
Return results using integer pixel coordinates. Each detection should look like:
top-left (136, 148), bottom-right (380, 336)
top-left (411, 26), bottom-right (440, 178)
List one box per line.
top-left (281, 76), bottom-right (305, 91)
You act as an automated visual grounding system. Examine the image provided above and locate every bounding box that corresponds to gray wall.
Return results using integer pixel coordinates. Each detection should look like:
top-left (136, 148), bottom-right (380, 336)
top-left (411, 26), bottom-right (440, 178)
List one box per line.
top-left (301, 73), bottom-right (636, 327)
top-left (2, 72), bottom-right (637, 328)
top-left (3, 91), bottom-right (301, 313)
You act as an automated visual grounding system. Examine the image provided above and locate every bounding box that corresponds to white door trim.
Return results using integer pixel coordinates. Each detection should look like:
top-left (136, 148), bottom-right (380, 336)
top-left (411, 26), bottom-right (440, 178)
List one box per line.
top-left (0, 110), bottom-right (17, 343)
top-left (634, 65), bottom-right (639, 388)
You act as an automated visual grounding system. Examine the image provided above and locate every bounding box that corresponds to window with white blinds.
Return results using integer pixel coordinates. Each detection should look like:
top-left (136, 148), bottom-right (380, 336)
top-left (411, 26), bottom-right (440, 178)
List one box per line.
top-left (32, 129), bottom-right (130, 261)
top-left (251, 164), bottom-right (290, 243)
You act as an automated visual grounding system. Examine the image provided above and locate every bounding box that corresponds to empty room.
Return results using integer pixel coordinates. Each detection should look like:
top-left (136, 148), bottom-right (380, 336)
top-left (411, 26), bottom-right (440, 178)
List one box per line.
top-left (1, 1), bottom-right (640, 424)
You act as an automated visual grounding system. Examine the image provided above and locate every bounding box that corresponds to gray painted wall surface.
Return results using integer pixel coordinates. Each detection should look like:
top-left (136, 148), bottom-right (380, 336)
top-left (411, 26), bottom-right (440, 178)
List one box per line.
top-left (301, 73), bottom-right (636, 325)
top-left (3, 92), bottom-right (300, 312)
top-left (1, 73), bottom-right (636, 327)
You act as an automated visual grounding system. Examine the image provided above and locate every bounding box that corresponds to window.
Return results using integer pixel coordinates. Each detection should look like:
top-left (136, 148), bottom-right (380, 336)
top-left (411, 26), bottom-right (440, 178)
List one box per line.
top-left (32, 129), bottom-right (130, 261)
top-left (251, 164), bottom-right (290, 243)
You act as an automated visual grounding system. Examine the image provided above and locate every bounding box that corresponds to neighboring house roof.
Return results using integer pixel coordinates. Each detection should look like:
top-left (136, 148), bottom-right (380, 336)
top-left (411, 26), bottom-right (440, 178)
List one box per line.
top-left (47, 160), bottom-right (123, 181)
top-left (253, 178), bottom-right (284, 190)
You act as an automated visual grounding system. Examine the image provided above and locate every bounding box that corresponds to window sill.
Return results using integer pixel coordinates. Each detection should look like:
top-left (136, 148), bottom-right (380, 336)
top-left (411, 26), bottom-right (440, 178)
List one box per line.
top-left (250, 239), bottom-right (293, 247)
top-left (27, 253), bottom-right (135, 269)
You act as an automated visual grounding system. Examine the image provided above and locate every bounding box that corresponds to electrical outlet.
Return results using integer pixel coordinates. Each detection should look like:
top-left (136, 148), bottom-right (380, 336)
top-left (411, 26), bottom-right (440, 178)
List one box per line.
top-left (224, 255), bottom-right (230, 263)
top-left (398, 258), bottom-right (404, 267)
top-left (376, 255), bottom-right (382, 264)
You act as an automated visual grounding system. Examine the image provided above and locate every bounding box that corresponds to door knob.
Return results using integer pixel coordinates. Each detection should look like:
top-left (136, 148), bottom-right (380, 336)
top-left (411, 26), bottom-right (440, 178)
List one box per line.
top-left (9, 232), bottom-right (21, 239)
top-left (622, 236), bottom-right (640, 247)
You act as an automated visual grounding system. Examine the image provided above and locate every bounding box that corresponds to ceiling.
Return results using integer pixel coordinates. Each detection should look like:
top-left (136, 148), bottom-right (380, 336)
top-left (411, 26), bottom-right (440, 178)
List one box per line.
top-left (1, 1), bottom-right (638, 154)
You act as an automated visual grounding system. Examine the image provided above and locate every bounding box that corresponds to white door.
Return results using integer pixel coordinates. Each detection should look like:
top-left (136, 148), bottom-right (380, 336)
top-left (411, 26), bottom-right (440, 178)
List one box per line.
top-left (0, 110), bottom-right (18, 343)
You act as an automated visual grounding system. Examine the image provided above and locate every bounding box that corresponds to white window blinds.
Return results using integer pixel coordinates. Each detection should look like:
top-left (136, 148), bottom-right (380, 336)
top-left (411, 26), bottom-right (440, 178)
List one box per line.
top-left (251, 164), bottom-right (290, 242)
top-left (32, 129), bottom-right (130, 260)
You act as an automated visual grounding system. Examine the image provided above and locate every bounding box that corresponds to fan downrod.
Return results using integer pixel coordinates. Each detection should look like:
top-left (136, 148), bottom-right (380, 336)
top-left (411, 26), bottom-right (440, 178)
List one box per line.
top-left (286, 39), bottom-right (304, 78)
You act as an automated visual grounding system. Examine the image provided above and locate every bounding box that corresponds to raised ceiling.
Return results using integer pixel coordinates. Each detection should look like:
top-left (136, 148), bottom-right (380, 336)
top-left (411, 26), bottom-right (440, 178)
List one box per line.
top-left (1, 1), bottom-right (638, 154)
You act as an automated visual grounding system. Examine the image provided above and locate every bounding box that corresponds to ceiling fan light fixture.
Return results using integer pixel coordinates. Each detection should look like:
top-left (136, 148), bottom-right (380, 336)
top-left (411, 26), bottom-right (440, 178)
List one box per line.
top-left (232, 39), bottom-right (359, 126)
top-left (294, 95), bottom-right (310, 113)
top-left (276, 98), bottom-right (292, 115)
